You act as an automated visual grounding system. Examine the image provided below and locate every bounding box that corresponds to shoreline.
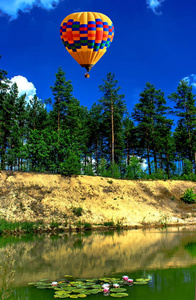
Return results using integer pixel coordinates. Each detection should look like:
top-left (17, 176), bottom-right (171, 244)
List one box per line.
top-left (2, 221), bottom-right (196, 236)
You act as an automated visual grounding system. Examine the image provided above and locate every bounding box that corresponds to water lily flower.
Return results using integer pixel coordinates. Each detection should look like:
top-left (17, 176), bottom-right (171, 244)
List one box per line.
top-left (51, 281), bottom-right (58, 286)
top-left (103, 287), bottom-right (110, 293)
top-left (123, 276), bottom-right (129, 281)
top-left (102, 283), bottom-right (110, 288)
top-left (127, 279), bottom-right (133, 284)
top-left (113, 283), bottom-right (120, 288)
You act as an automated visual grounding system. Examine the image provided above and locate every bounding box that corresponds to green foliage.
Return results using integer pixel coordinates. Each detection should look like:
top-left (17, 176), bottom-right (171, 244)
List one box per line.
top-left (82, 164), bottom-right (95, 176)
top-left (30, 275), bottom-right (151, 299)
top-left (98, 73), bottom-right (127, 165)
top-left (0, 219), bottom-right (36, 234)
top-left (60, 151), bottom-right (81, 176)
top-left (20, 221), bottom-right (35, 233)
top-left (97, 158), bottom-right (108, 177)
top-left (181, 188), bottom-right (196, 204)
top-left (72, 207), bottom-right (83, 217)
top-left (0, 57), bottom-right (195, 180)
top-left (182, 159), bottom-right (193, 176)
top-left (169, 81), bottom-right (196, 169)
top-left (125, 156), bottom-right (143, 179)
top-left (107, 163), bottom-right (120, 179)
top-left (107, 179), bottom-right (113, 184)
top-left (141, 169), bottom-right (168, 180)
top-left (50, 220), bottom-right (60, 229)
top-left (83, 223), bottom-right (92, 230)
top-left (104, 221), bottom-right (114, 226)
top-left (81, 156), bottom-right (95, 176)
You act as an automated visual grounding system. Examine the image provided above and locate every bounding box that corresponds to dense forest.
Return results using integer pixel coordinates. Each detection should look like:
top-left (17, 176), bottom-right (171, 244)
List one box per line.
top-left (0, 56), bottom-right (196, 180)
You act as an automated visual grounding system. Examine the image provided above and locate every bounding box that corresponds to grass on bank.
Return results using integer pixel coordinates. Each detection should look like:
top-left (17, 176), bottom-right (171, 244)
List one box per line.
top-left (0, 219), bottom-right (44, 235)
top-left (0, 218), bottom-right (123, 235)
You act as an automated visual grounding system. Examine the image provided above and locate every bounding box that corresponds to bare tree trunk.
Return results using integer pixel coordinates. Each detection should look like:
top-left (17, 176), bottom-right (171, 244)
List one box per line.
top-left (111, 95), bottom-right (114, 165)
top-left (126, 138), bottom-right (129, 165)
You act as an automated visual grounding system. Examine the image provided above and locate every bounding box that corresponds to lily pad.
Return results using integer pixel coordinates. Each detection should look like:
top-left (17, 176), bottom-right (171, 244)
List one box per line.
top-left (135, 278), bottom-right (150, 282)
top-left (84, 282), bottom-right (96, 286)
top-left (55, 291), bottom-right (71, 296)
top-left (54, 296), bottom-right (70, 299)
top-left (65, 275), bottom-right (73, 279)
top-left (110, 293), bottom-right (129, 298)
top-left (70, 281), bottom-right (80, 286)
top-left (77, 294), bottom-right (87, 298)
top-left (99, 278), bottom-right (112, 282)
top-left (134, 281), bottom-right (148, 285)
top-left (64, 287), bottom-right (77, 291)
top-left (110, 278), bottom-right (121, 282)
top-left (92, 284), bottom-right (102, 289)
top-left (70, 295), bottom-right (79, 298)
top-left (39, 279), bottom-right (50, 282)
top-left (87, 289), bottom-right (100, 294)
top-left (86, 279), bottom-right (98, 282)
top-left (71, 289), bottom-right (87, 294)
top-left (110, 288), bottom-right (127, 292)
top-left (81, 290), bottom-right (92, 295)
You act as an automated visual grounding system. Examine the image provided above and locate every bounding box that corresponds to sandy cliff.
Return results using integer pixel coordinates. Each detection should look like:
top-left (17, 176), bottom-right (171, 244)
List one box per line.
top-left (0, 171), bottom-right (196, 227)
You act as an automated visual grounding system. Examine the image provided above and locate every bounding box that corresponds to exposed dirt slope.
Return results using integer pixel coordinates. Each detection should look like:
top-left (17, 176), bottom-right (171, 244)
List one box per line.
top-left (0, 171), bottom-right (196, 226)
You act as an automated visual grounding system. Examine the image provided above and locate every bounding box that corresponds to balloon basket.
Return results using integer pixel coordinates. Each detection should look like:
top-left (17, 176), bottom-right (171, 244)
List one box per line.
top-left (85, 73), bottom-right (90, 78)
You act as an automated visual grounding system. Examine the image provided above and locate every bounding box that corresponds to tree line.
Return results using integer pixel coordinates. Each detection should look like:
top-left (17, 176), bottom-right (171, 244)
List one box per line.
top-left (0, 57), bottom-right (196, 180)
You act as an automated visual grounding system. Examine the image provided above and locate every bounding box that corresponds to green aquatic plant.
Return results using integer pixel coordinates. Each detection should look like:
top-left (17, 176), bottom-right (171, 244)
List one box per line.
top-left (110, 293), bottom-right (129, 297)
top-left (134, 278), bottom-right (150, 285)
top-left (110, 288), bottom-right (127, 292)
top-left (30, 275), bottom-right (151, 299)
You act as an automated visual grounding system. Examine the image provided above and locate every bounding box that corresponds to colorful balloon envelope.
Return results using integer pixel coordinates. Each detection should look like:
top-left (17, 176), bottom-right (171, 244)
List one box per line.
top-left (60, 12), bottom-right (114, 77)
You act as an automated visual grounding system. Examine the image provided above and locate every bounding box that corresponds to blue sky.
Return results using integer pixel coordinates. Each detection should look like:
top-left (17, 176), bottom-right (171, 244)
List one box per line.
top-left (1, 0), bottom-right (196, 117)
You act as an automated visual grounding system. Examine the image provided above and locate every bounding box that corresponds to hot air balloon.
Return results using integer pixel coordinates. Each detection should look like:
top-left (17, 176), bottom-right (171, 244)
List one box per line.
top-left (60, 12), bottom-right (114, 78)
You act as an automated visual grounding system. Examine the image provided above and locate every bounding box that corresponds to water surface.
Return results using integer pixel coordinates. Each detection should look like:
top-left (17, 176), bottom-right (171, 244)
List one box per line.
top-left (1, 226), bottom-right (196, 299)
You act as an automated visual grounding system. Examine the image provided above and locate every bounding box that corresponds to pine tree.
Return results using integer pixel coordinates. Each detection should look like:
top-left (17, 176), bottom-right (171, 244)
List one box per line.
top-left (0, 58), bottom-right (10, 169)
top-left (26, 95), bottom-right (48, 131)
top-left (50, 67), bottom-right (86, 170)
top-left (0, 80), bottom-right (16, 170)
top-left (98, 73), bottom-right (126, 165)
top-left (123, 116), bottom-right (138, 165)
top-left (168, 80), bottom-right (196, 173)
top-left (132, 82), bottom-right (173, 176)
top-left (87, 103), bottom-right (103, 172)
top-left (50, 67), bottom-right (74, 132)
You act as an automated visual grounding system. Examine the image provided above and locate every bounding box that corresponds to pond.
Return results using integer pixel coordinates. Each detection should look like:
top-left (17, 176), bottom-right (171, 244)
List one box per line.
top-left (1, 226), bottom-right (196, 299)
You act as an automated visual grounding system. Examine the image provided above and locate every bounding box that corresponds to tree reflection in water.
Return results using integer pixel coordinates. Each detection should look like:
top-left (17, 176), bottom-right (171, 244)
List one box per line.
top-left (0, 246), bottom-right (15, 300)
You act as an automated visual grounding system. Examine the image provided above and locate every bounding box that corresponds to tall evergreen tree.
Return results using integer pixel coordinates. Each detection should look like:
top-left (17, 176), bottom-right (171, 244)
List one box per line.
top-left (168, 80), bottom-right (196, 172)
top-left (0, 58), bottom-right (10, 169)
top-left (98, 73), bottom-right (126, 165)
top-left (87, 103), bottom-right (103, 172)
top-left (50, 67), bottom-right (75, 132)
top-left (27, 95), bottom-right (48, 131)
top-left (123, 116), bottom-right (138, 165)
top-left (132, 82), bottom-right (173, 176)
top-left (0, 81), bottom-right (17, 169)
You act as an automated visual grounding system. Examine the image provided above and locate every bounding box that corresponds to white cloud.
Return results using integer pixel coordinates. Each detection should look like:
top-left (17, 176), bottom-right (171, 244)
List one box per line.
top-left (146, 0), bottom-right (165, 15)
top-left (182, 74), bottom-right (196, 90)
top-left (140, 157), bottom-right (148, 171)
top-left (0, 0), bottom-right (61, 19)
top-left (10, 75), bottom-right (36, 102)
